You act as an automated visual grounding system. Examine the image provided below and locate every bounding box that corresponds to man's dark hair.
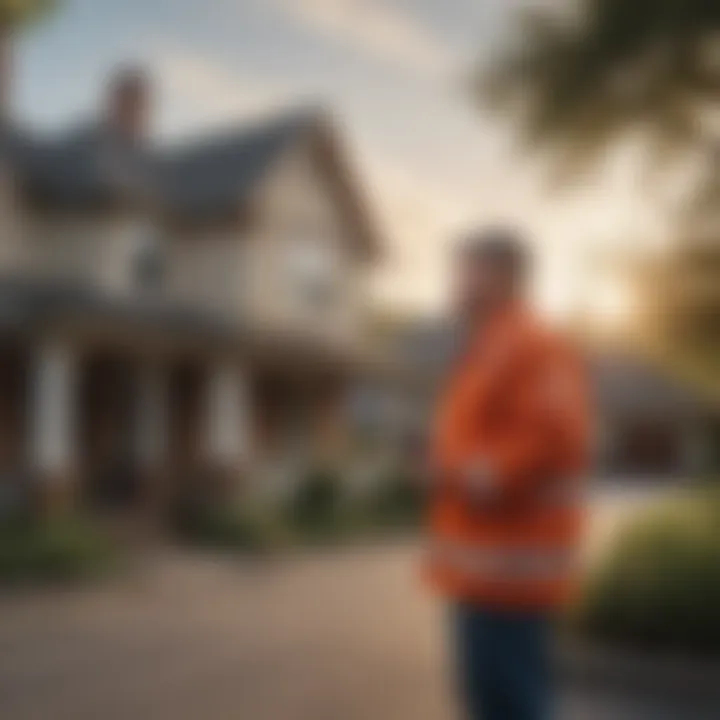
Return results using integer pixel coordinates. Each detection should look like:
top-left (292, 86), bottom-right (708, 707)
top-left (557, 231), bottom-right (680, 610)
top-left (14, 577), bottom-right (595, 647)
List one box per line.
top-left (458, 227), bottom-right (530, 284)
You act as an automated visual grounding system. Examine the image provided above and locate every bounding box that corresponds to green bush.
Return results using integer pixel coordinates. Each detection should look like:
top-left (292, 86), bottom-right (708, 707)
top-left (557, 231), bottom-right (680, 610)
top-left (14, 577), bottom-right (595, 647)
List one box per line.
top-left (574, 489), bottom-right (720, 654)
top-left (173, 501), bottom-right (286, 553)
top-left (284, 467), bottom-right (423, 543)
top-left (0, 516), bottom-right (116, 586)
top-left (285, 468), bottom-right (344, 538)
top-left (173, 466), bottom-right (424, 552)
top-left (362, 471), bottom-right (422, 529)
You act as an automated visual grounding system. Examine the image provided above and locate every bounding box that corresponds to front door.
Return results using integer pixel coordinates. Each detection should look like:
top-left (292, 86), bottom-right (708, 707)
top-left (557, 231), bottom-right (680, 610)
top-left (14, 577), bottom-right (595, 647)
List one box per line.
top-left (79, 354), bottom-right (141, 512)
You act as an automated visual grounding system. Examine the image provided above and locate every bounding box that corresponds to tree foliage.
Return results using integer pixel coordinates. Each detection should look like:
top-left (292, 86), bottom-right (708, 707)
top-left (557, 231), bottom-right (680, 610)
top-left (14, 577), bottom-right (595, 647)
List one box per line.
top-left (481, 0), bottom-right (720, 384)
top-left (0, 0), bottom-right (57, 29)
top-left (481, 0), bottom-right (720, 174)
top-left (626, 241), bottom-right (719, 387)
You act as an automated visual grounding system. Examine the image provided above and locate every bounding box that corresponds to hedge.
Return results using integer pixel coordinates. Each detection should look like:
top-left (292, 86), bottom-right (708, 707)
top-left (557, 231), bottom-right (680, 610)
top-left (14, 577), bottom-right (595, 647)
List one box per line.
top-left (0, 516), bottom-right (117, 586)
top-left (573, 487), bottom-right (720, 654)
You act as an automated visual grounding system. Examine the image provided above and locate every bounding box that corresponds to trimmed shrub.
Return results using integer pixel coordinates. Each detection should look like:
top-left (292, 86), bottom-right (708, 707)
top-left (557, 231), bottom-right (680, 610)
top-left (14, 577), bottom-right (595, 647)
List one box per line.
top-left (573, 489), bottom-right (720, 654)
top-left (173, 500), bottom-right (286, 553)
top-left (363, 470), bottom-right (422, 530)
top-left (0, 516), bottom-right (116, 586)
top-left (285, 467), bottom-right (344, 539)
top-left (173, 466), bottom-right (424, 552)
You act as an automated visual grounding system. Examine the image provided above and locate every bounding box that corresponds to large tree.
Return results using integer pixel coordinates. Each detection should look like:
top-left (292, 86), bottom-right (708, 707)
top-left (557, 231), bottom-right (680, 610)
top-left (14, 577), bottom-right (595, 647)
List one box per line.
top-left (481, 0), bottom-right (720, 174)
top-left (0, 0), bottom-right (57, 120)
top-left (480, 0), bottom-right (720, 384)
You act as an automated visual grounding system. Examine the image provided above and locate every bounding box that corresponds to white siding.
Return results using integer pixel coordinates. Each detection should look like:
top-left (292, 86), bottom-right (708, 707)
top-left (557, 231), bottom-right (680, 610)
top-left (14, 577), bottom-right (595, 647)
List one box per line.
top-left (240, 141), bottom-right (365, 345)
top-left (20, 215), bottom-right (159, 293)
top-left (21, 216), bottom-right (110, 283)
top-left (7, 208), bottom-right (246, 315)
top-left (167, 230), bottom-right (243, 312)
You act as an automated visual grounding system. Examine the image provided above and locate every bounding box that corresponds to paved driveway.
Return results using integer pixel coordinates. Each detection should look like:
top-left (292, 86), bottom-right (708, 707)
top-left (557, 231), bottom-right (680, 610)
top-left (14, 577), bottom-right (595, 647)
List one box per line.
top-left (0, 484), bottom-right (711, 720)
top-left (1, 546), bottom-right (449, 720)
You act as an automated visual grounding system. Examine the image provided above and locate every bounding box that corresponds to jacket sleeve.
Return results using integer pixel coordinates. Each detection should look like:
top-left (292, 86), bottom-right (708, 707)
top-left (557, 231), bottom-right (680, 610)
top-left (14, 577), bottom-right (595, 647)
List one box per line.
top-left (469, 338), bottom-right (592, 501)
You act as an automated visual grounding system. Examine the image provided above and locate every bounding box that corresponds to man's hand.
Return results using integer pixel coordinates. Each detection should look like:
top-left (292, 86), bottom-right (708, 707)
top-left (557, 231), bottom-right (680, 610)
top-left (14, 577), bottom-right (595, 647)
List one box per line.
top-left (414, 456), bottom-right (499, 501)
top-left (462, 459), bottom-right (499, 505)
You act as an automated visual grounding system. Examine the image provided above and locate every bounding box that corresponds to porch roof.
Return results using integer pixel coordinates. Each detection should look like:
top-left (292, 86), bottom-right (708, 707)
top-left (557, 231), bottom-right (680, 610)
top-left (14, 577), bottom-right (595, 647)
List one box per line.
top-left (592, 355), bottom-right (718, 421)
top-left (0, 276), bottom-right (367, 369)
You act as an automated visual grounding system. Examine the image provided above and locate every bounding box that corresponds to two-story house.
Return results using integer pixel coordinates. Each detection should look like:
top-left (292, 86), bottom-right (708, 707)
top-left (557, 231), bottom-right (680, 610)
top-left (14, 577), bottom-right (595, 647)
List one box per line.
top-left (0, 68), bottom-right (381, 520)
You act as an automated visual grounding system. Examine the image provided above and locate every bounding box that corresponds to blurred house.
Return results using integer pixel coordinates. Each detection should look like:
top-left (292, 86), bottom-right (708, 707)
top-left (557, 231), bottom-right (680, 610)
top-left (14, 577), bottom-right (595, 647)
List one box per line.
top-left (0, 69), bottom-right (381, 518)
top-left (593, 355), bottom-right (718, 477)
top-left (347, 319), bottom-right (452, 486)
top-left (353, 322), bottom-right (719, 480)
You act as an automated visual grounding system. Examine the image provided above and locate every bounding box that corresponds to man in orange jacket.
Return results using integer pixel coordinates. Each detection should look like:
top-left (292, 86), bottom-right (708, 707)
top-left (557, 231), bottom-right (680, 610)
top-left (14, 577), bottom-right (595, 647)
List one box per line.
top-left (425, 228), bottom-right (591, 720)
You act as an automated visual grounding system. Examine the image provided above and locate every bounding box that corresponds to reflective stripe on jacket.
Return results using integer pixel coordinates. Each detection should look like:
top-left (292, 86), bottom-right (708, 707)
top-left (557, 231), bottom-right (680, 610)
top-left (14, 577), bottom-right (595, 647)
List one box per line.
top-left (425, 303), bottom-right (591, 609)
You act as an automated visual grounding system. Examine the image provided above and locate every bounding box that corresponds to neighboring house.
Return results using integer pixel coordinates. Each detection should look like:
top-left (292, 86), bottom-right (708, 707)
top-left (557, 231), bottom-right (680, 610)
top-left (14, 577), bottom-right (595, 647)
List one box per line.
top-left (0, 68), bottom-right (381, 518)
top-left (593, 355), bottom-right (718, 477)
top-left (354, 321), bottom-right (719, 480)
top-left (351, 318), bottom-right (453, 440)
top-left (347, 319), bottom-right (452, 488)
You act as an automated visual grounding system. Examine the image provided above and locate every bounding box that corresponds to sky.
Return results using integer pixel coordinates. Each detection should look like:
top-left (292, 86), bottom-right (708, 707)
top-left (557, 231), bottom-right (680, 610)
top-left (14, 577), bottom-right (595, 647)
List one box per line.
top-left (14, 0), bottom-right (666, 320)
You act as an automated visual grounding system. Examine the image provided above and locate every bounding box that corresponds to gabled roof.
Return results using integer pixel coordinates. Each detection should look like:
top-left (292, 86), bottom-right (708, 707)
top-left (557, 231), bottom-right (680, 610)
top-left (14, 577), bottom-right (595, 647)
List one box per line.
top-left (1, 106), bottom-right (381, 256)
top-left (591, 354), bottom-right (717, 419)
top-left (157, 109), bottom-right (314, 221)
top-left (18, 124), bottom-right (154, 209)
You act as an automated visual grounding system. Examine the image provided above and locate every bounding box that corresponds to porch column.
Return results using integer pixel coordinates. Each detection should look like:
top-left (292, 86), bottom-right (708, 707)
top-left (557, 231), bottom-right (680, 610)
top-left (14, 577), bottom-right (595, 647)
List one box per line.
top-left (204, 361), bottom-right (251, 495)
top-left (134, 363), bottom-right (168, 512)
top-left (29, 339), bottom-right (78, 511)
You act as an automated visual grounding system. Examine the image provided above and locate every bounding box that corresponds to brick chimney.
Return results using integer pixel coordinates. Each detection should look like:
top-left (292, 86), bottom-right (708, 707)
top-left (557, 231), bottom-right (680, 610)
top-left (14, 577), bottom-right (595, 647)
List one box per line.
top-left (106, 67), bottom-right (149, 142)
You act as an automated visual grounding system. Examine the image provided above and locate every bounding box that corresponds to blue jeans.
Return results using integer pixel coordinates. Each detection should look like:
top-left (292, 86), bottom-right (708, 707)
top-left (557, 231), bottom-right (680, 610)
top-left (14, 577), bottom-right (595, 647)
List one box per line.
top-left (450, 603), bottom-right (554, 720)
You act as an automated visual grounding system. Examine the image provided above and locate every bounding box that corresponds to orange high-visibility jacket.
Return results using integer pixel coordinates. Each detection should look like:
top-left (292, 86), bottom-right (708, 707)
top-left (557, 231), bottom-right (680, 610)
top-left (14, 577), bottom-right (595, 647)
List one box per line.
top-left (426, 303), bottom-right (592, 609)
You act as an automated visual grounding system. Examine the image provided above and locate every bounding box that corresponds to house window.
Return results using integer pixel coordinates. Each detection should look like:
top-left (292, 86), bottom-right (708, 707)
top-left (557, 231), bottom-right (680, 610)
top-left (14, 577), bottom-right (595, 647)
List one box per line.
top-left (131, 229), bottom-right (165, 291)
top-left (288, 236), bottom-right (337, 310)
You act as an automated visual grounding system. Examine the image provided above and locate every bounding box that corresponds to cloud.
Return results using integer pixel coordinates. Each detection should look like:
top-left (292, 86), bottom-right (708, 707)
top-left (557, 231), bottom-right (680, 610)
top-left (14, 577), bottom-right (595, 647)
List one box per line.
top-left (265, 0), bottom-right (456, 76)
top-left (142, 44), bottom-right (291, 138)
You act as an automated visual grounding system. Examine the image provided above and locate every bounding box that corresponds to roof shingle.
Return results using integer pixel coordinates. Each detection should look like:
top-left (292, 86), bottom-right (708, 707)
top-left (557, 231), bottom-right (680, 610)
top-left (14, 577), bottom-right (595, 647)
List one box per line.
top-left (2, 107), bottom-right (318, 217)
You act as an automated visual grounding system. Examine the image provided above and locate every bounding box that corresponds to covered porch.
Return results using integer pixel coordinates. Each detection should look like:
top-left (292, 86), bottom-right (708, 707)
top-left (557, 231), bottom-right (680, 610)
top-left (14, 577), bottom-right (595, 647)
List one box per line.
top-left (0, 279), bottom-right (359, 524)
top-left (0, 328), bottom-right (352, 525)
top-left (0, 338), bottom-right (249, 521)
